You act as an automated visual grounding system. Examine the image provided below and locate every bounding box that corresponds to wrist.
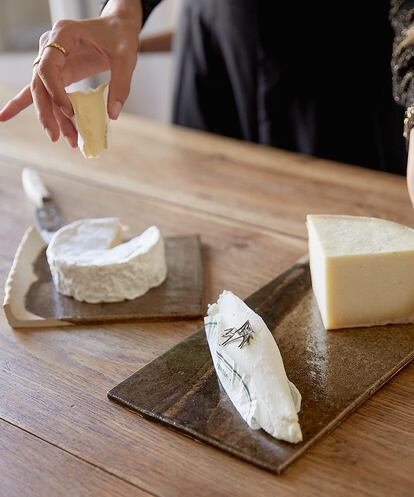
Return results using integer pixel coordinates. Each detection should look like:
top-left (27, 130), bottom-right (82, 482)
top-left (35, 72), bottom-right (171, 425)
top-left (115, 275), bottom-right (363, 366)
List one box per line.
top-left (101, 0), bottom-right (143, 29)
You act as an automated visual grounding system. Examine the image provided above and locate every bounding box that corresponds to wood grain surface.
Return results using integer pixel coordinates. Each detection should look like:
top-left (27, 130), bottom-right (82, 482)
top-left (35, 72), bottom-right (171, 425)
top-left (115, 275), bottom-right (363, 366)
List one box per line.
top-left (0, 87), bottom-right (412, 240)
top-left (0, 85), bottom-right (413, 497)
top-left (0, 419), bottom-right (150, 497)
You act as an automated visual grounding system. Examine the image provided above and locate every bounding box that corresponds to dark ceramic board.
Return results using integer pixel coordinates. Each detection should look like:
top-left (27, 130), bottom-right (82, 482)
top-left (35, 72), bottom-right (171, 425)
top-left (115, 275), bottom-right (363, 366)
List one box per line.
top-left (108, 260), bottom-right (414, 473)
top-left (25, 235), bottom-right (204, 323)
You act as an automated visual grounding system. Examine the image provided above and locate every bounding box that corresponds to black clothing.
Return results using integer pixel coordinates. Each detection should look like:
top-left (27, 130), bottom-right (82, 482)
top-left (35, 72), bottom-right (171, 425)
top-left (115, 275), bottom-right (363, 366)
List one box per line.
top-left (101, 0), bottom-right (159, 24)
top-left (103, 0), bottom-right (414, 174)
top-left (172, 0), bottom-right (407, 174)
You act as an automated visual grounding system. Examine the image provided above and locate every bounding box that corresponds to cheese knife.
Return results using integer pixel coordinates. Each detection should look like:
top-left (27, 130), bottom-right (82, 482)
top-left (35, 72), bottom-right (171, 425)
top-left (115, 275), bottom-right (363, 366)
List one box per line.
top-left (21, 168), bottom-right (64, 244)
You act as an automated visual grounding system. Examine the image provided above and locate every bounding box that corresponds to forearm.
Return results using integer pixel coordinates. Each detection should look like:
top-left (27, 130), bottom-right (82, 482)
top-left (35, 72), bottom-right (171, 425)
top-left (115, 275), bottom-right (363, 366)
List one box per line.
top-left (101, 0), bottom-right (162, 26)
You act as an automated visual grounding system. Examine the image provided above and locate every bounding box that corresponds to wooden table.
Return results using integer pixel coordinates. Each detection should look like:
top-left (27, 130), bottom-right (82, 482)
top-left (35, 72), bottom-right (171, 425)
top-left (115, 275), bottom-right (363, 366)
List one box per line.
top-left (0, 86), bottom-right (413, 497)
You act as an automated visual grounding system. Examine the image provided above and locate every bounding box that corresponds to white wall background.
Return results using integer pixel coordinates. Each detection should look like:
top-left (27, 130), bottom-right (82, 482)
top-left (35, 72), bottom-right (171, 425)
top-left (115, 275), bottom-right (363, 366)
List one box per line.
top-left (0, 0), bottom-right (181, 123)
top-left (126, 1), bottom-right (180, 122)
top-left (0, 0), bottom-right (50, 87)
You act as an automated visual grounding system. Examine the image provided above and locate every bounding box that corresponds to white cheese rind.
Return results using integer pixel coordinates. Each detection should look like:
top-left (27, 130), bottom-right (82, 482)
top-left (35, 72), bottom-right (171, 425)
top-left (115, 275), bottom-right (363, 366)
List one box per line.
top-left (204, 291), bottom-right (302, 444)
top-left (68, 84), bottom-right (109, 159)
top-left (307, 214), bottom-right (414, 329)
top-left (46, 218), bottom-right (167, 303)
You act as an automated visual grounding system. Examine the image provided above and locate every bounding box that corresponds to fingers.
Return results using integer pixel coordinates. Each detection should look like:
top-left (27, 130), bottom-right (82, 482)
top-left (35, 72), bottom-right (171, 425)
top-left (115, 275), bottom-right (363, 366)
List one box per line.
top-left (4, 75), bottom-right (76, 147)
top-left (53, 104), bottom-right (78, 148)
top-left (38, 51), bottom-right (73, 118)
top-left (31, 72), bottom-right (60, 142)
top-left (108, 45), bottom-right (137, 119)
top-left (0, 31), bottom-right (48, 123)
top-left (31, 72), bottom-right (77, 147)
top-left (37, 20), bottom-right (75, 117)
top-left (0, 85), bottom-right (33, 121)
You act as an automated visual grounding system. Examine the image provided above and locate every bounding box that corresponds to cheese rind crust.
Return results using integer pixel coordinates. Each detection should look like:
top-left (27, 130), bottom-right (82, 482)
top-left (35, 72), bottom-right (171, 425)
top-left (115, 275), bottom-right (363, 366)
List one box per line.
top-left (46, 218), bottom-right (167, 303)
top-left (204, 291), bottom-right (302, 443)
top-left (307, 214), bottom-right (414, 329)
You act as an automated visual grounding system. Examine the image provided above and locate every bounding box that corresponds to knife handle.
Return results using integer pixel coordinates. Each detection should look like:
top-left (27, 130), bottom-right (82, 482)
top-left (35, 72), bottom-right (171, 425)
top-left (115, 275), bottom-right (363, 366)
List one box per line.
top-left (22, 168), bottom-right (51, 207)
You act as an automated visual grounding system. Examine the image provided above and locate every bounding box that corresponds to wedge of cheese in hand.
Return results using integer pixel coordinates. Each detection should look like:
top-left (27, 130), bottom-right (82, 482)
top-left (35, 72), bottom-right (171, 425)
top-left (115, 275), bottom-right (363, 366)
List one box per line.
top-left (205, 291), bottom-right (302, 444)
top-left (68, 83), bottom-right (109, 158)
top-left (46, 218), bottom-right (167, 303)
top-left (307, 214), bottom-right (414, 330)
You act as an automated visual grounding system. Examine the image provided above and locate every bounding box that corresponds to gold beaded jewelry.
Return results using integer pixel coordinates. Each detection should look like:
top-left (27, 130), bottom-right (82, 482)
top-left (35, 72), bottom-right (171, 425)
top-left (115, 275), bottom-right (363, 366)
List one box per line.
top-left (32, 41), bottom-right (68, 71)
top-left (396, 25), bottom-right (414, 56)
top-left (32, 42), bottom-right (68, 69)
top-left (44, 42), bottom-right (68, 56)
top-left (403, 104), bottom-right (414, 143)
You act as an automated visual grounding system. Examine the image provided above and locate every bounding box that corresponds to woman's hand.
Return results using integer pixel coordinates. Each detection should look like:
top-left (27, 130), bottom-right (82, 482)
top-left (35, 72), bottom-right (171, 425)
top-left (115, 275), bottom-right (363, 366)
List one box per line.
top-left (0, 0), bottom-right (142, 148)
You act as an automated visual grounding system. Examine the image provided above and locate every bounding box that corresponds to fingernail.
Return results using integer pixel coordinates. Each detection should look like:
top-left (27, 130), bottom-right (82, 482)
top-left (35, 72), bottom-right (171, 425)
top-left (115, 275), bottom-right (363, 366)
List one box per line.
top-left (65, 136), bottom-right (77, 149)
top-left (60, 106), bottom-right (73, 118)
top-left (111, 101), bottom-right (122, 120)
top-left (45, 128), bottom-right (53, 142)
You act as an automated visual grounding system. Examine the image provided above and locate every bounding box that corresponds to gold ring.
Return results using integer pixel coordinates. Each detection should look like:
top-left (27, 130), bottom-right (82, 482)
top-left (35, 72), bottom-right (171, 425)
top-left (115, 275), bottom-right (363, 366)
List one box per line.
top-left (44, 42), bottom-right (68, 56)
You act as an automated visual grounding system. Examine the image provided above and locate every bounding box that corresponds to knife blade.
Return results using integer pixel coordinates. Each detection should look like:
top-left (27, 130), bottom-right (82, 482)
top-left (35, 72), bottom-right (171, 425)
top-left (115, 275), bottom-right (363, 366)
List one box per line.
top-left (21, 168), bottom-right (65, 244)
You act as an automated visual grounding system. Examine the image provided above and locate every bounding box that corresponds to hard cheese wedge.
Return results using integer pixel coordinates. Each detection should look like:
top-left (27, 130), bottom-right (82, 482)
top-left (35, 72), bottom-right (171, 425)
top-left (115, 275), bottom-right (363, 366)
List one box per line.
top-left (205, 291), bottom-right (302, 443)
top-left (68, 83), bottom-right (108, 158)
top-left (307, 214), bottom-right (414, 329)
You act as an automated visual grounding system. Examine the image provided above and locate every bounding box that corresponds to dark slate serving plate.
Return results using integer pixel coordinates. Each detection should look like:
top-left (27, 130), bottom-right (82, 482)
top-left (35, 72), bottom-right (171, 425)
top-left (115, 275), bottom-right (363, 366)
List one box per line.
top-left (6, 234), bottom-right (204, 326)
top-left (108, 259), bottom-right (414, 474)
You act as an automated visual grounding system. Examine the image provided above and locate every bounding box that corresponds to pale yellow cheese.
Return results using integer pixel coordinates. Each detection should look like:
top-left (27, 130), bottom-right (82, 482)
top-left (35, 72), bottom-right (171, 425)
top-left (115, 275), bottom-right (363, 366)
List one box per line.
top-left (68, 83), bottom-right (108, 159)
top-left (307, 214), bottom-right (414, 329)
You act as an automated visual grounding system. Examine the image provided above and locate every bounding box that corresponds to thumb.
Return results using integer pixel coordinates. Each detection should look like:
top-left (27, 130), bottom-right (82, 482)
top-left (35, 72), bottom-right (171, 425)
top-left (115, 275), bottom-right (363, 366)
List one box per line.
top-left (108, 47), bottom-right (137, 120)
